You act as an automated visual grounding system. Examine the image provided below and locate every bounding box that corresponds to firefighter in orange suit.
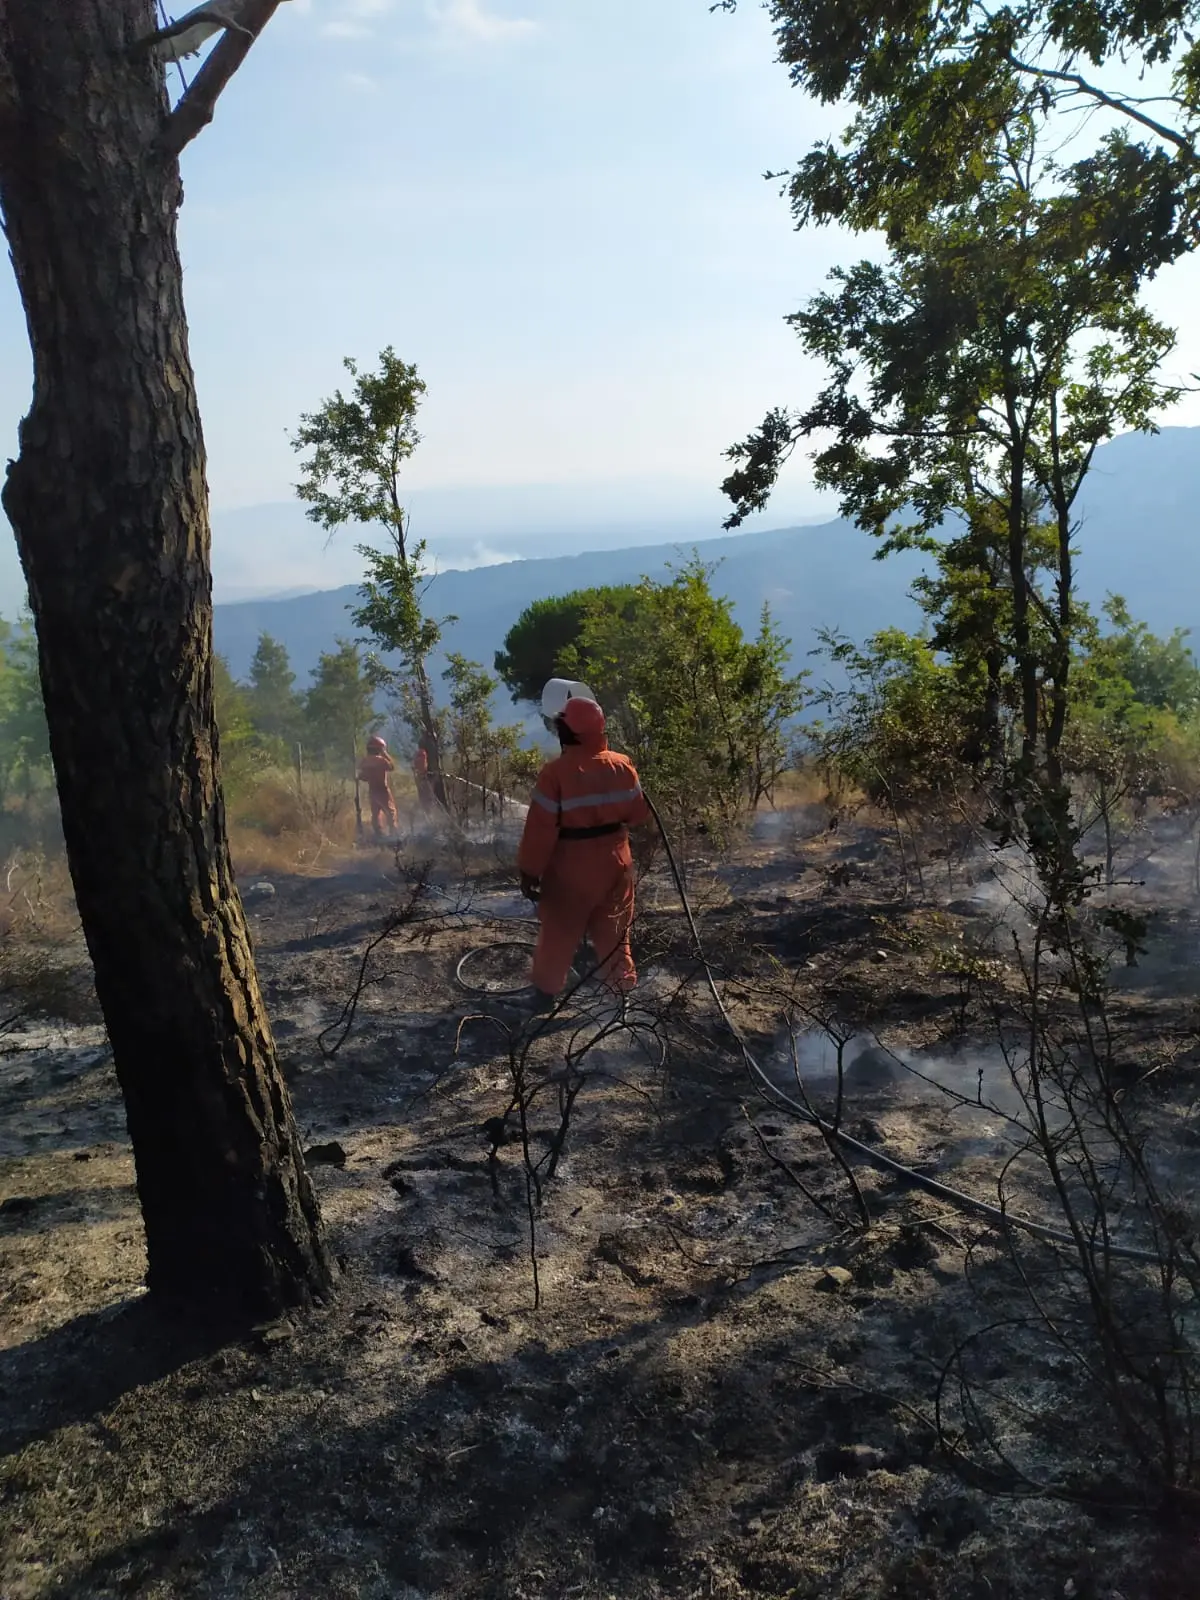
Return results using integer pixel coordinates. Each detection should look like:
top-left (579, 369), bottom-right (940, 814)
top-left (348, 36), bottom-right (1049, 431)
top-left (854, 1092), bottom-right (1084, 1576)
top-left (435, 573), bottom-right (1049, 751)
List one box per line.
top-left (411, 740), bottom-right (435, 813)
top-left (358, 735), bottom-right (397, 839)
top-left (517, 683), bottom-right (651, 1001)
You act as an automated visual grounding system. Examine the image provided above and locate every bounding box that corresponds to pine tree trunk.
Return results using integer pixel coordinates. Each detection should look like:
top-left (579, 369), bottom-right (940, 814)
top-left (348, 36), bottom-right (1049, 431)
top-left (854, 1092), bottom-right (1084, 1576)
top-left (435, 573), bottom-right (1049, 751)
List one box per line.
top-left (0, 0), bottom-right (337, 1317)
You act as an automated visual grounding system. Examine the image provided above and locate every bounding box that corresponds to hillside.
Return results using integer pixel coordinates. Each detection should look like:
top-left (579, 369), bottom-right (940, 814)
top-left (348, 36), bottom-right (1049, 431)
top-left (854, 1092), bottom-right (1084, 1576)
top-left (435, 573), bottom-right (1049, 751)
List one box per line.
top-left (212, 516), bottom-right (927, 695)
top-left (212, 426), bottom-right (1200, 693)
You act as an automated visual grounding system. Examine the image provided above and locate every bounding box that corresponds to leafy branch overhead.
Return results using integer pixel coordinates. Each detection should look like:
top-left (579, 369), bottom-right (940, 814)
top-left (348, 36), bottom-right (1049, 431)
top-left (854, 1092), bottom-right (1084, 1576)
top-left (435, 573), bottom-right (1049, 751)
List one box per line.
top-left (715, 0), bottom-right (1200, 243)
top-left (723, 120), bottom-right (1182, 535)
top-left (716, 0), bottom-right (1200, 540)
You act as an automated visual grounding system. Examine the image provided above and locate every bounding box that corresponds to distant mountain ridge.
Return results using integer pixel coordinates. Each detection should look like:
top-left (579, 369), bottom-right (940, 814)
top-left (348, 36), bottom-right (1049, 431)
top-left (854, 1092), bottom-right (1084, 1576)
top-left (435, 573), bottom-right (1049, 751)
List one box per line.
top-left (212, 516), bottom-right (924, 697)
top-left (212, 427), bottom-right (1200, 696)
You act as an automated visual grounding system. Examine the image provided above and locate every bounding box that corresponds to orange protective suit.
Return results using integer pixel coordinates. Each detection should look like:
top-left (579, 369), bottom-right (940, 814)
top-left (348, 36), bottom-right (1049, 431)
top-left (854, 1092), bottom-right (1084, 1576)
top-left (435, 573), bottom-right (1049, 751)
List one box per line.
top-left (411, 745), bottom-right (435, 813)
top-left (517, 700), bottom-right (650, 996)
top-left (357, 750), bottom-right (397, 836)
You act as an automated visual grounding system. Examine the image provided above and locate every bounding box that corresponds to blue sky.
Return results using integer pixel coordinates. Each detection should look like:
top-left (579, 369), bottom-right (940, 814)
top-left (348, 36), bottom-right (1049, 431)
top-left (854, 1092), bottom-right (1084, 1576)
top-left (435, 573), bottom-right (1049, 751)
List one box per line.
top-left (2, 0), bottom-right (1200, 602)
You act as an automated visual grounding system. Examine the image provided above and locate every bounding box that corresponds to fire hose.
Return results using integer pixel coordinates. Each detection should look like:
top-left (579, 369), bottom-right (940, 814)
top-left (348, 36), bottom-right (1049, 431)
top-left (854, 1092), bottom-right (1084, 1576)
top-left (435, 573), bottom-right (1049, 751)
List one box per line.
top-left (441, 772), bottom-right (528, 815)
top-left (453, 796), bottom-right (1169, 1266)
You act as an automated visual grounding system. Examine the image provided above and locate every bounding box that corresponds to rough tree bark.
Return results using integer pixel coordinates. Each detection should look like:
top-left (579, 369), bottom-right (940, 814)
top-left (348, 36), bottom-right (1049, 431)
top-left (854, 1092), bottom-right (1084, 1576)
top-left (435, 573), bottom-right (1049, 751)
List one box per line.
top-left (0, 0), bottom-right (337, 1317)
top-left (414, 661), bottom-right (449, 811)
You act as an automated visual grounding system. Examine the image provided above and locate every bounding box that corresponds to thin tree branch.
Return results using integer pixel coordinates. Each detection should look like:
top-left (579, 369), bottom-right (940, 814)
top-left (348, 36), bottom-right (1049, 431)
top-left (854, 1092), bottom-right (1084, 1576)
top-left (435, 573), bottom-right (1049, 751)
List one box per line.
top-left (160, 0), bottom-right (287, 158)
top-left (1006, 53), bottom-right (1197, 158)
top-left (1024, 572), bottom-right (1066, 643)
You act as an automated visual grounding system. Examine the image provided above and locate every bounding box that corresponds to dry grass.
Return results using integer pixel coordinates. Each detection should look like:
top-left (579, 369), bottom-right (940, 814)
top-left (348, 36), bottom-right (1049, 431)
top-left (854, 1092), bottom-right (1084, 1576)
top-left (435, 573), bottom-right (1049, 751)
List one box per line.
top-left (0, 849), bottom-right (95, 1024)
top-left (0, 768), bottom-right (406, 929)
top-left (771, 764), bottom-right (862, 812)
top-left (226, 768), bottom-right (371, 879)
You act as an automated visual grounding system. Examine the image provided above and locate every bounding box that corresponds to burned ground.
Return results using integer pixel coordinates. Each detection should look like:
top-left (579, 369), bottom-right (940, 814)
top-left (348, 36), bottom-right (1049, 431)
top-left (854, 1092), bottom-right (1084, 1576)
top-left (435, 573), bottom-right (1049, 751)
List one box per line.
top-left (1, 808), bottom-right (1199, 1598)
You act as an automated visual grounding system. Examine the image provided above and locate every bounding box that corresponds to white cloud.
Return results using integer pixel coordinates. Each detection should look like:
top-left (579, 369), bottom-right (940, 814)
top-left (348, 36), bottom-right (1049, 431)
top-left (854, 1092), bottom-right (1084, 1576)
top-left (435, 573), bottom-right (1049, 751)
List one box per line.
top-left (428, 0), bottom-right (537, 45)
top-left (320, 0), bottom-right (393, 38)
top-left (315, 0), bottom-right (534, 46)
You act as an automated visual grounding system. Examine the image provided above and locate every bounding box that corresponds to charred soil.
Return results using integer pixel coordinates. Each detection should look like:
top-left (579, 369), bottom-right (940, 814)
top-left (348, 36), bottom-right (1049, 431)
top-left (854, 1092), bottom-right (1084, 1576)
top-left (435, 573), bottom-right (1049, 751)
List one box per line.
top-left (1, 808), bottom-right (1199, 1598)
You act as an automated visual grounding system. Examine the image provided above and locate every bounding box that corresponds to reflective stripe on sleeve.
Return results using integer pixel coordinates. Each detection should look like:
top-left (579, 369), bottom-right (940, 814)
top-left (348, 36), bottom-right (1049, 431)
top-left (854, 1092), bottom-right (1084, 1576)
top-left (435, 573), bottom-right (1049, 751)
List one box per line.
top-left (558, 782), bottom-right (642, 812)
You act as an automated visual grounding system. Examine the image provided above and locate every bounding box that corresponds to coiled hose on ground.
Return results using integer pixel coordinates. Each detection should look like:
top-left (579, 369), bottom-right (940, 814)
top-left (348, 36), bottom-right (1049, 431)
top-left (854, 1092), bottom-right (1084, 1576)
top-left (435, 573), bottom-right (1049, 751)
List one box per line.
top-left (453, 797), bottom-right (1166, 1266)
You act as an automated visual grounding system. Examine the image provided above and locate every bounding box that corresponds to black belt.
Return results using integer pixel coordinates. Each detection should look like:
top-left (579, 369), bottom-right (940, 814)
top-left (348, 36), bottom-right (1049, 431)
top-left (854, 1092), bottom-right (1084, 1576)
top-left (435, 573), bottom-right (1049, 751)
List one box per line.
top-left (558, 822), bottom-right (625, 840)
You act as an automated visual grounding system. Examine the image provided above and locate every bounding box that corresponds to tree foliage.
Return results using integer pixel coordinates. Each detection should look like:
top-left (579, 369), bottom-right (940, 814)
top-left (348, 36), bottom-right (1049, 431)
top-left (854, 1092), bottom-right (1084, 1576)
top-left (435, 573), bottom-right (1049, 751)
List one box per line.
top-left (212, 654), bottom-right (273, 794)
top-left (293, 349), bottom-right (426, 540)
top-left (0, 617), bottom-right (51, 803)
top-left (565, 558), bottom-right (807, 837)
top-left (724, 149), bottom-right (1178, 542)
top-left (714, 0), bottom-right (1200, 267)
top-left (814, 627), bottom-right (977, 812)
top-left (815, 596), bottom-right (1200, 889)
top-left (245, 632), bottom-right (301, 747)
top-left (1063, 596), bottom-right (1200, 877)
top-left (1088, 595), bottom-right (1200, 718)
top-left (435, 654), bottom-right (539, 817)
top-left (494, 586), bottom-right (642, 704)
top-left (302, 640), bottom-right (381, 765)
top-left (293, 350), bottom-right (449, 803)
top-left (292, 349), bottom-right (442, 673)
top-left (722, 92), bottom-right (1181, 875)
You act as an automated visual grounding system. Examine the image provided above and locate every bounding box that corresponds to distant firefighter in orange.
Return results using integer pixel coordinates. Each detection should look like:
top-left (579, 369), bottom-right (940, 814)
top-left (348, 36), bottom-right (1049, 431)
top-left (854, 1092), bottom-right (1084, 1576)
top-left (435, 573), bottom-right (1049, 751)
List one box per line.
top-left (517, 680), bottom-right (651, 1005)
top-left (411, 739), bottom-right (436, 814)
top-left (357, 735), bottom-right (397, 840)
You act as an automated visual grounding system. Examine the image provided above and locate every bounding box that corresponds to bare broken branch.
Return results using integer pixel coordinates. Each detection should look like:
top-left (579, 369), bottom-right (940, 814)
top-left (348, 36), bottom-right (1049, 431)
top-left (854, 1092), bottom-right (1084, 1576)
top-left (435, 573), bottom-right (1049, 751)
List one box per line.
top-left (160, 0), bottom-right (288, 159)
top-left (131, 4), bottom-right (252, 60)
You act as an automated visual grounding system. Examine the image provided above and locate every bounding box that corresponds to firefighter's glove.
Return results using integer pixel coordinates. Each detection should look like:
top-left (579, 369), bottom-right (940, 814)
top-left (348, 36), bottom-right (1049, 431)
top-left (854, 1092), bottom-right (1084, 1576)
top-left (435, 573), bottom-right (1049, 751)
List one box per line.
top-left (519, 873), bottom-right (541, 904)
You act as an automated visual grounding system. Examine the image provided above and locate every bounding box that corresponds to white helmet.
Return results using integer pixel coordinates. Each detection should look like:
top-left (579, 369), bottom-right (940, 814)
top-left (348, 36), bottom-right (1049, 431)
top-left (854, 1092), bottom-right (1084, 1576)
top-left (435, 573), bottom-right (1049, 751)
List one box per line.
top-left (540, 677), bottom-right (597, 731)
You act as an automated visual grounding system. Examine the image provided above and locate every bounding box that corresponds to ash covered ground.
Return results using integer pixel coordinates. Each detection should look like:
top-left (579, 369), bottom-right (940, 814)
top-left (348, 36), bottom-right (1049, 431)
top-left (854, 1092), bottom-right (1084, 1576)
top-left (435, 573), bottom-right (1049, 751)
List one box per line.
top-left (2, 803), bottom-right (1200, 1598)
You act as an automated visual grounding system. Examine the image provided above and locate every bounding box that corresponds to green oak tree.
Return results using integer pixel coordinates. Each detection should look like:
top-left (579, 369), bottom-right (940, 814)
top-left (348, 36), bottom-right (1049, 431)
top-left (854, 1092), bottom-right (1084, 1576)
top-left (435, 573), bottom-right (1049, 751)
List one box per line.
top-left (439, 654), bottom-right (535, 816)
top-left (813, 626), bottom-right (978, 892)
